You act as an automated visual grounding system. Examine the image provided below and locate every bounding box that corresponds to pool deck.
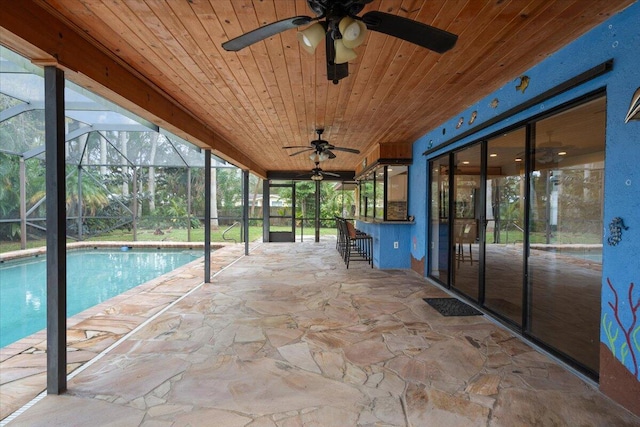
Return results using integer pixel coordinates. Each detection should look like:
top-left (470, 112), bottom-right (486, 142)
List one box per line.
top-left (0, 242), bottom-right (246, 422)
top-left (2, 238), bottom-right (639, 426)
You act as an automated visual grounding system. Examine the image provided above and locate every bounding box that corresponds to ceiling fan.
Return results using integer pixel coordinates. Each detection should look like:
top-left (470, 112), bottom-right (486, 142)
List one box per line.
top-left (283, 128), bottom-right (360, 161)
top-left (306, 161), bottom-right (341, 181)
top-left (222, 0), bottom-right (458, 83)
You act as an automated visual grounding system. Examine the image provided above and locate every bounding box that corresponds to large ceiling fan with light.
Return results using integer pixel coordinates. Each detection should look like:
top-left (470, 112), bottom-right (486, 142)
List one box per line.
top-left (222, 0), bottom-right (458, 83)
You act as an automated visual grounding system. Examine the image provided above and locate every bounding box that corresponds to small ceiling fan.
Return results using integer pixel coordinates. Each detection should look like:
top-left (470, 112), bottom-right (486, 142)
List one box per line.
top-left (222, 0), bottom-right (458, 83)
top-left (305, 161), bottom-right (341, 181)
top-left (283, 128), bottom-right (360, 161)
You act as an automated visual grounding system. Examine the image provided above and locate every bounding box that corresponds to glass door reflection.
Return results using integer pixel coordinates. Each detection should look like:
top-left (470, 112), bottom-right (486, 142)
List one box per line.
top-left (429, 155), bottom-right (450, 284)
top-left (452, 144), bottom-right (481, 301)
top-left (484, 128), bottom-right (526, 325)
top-left (527, 97), bottom-right (605, 375)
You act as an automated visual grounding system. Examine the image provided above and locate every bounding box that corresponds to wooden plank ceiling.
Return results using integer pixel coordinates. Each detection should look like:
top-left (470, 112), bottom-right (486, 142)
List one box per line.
top-left (2, 0), bottom-right (634, 177)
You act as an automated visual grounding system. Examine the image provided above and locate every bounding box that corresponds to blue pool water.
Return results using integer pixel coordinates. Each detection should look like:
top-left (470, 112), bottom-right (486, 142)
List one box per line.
top-left (551, 248), bottom-right (602, 263)
top-left (567, 251), bottom-right (602, 262)
top-left (0, 249), bottom-right (201, 348)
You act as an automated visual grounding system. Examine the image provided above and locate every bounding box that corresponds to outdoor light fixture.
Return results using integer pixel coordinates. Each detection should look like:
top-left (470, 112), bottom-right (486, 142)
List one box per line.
top-left (223, 1), bottom-right (457, 85)
top-left (297, 17), bottom-right (367, 65)
top-left (334, 39), bottom-right (357, 64)
top-left (310, 151), bottom-right (330, 162)
top-left (297, 23), bottom-right (326, 54)
top-left (338, 17), bottom-right (367, 48)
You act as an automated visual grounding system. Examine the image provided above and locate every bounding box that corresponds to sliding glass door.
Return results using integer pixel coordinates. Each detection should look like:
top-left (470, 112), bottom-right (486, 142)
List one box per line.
top-left (451, 144), bottom-right (481, 301)
top-left (427, 94), bottom-right (605, 377)
top-left (429, 155), bottom-right (450, 283)
top-left (484, 128), bottom-right (526, 325)
top-left (526, 97), bottom-right (605, 374)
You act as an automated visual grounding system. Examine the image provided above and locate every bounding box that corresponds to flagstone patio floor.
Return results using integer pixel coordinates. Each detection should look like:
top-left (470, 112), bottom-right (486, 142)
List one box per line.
top-left (2, 239), bottom-right (639, 426)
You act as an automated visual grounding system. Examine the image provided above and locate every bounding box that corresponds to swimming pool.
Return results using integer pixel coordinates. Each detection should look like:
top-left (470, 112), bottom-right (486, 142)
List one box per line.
top-left (544, 248), bottom-right (602, 263)
top-left (0, 248), bottom-right (202, 348)
top-left (532, 244), bottom-right (603, 263)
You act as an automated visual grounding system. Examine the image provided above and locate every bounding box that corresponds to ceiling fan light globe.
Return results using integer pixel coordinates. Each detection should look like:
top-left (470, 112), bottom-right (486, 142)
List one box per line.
top-left (334, 39), bottom-right (357, 64)
top-left (339, 17), bottom-right (367, 48)
top-left (311, 174), bottom-right (323, 181)
top-left (297, 23), bottom-right (325, 54)
top-left (310, 151), bottom-right (329, 162)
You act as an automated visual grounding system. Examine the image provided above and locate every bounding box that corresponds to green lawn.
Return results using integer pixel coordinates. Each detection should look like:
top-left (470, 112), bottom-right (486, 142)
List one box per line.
top-left (0, 225), bottom-right (338, 253)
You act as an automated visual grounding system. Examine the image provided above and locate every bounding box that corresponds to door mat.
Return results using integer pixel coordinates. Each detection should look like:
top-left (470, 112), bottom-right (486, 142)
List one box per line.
top-left (423, 298), bottom-right (483, 316)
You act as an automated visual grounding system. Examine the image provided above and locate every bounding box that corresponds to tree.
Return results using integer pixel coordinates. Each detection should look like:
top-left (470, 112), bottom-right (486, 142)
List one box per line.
top-left (321, 182), bottom-right (354, 224)
top-left (216, 168), bottom-right (242, 223)
top-left (119, 131), bottom-right (129, 197)
top-left (64, 167), bottom-right (110, 217)
top-left (148, 132), bottom-right (159, 212)
top-left (210, 167), bottom-right (218, 228)
top-left (295, 181), bottom-right (316, 224)
top-left (0, 96), bottom-right (45, 154)
top-left (0, 94), bottom-right (47, 240)
top-left (249, 174), bottom-right (263, 219)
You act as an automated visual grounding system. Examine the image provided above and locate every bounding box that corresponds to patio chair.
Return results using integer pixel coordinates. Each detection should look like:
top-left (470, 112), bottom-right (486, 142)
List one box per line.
top-left (456, 219), bottom-right (477, 267)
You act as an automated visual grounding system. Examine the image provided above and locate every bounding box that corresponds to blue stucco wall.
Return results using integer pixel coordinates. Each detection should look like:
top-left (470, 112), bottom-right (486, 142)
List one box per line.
top-left (355, 221), bottom-right (411, 269)
top-left (409, 1), bottom-right (640, 385)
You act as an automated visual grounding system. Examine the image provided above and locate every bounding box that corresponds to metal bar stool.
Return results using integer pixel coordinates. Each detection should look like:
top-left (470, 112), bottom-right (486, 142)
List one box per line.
top-left (344, 220), bottom-right (373, 268)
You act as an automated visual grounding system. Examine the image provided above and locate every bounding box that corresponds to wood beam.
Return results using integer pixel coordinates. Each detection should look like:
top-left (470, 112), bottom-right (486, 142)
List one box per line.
top-left (0, 0), bottom-right (266, 177)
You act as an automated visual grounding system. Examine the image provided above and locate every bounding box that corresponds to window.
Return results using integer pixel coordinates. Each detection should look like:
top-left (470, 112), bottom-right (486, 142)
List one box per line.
top-left (387, 165), bottom-right (408, 220)
top-left (359, 171), bottom-right (374, 218)
top-left (358, 165), bottom-right (409, 221)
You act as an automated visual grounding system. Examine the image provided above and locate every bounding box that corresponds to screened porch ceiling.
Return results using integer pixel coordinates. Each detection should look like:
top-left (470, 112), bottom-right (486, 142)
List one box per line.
top-left (0, 0), bottom-right (634, 178)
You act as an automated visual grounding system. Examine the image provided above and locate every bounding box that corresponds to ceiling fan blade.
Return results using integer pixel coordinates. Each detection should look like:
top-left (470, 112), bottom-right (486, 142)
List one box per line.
top-left (289, 148), bottom-right (314, 156)
top-left (362, 11), bottom-right (458, 53)
top-left (323, 171), bottom-right (341, 177)
top-left (332, 147), bottom-right (360, 154)
top-left (222, 16), bottom-right (313, 51)
top-left (282, 145), bottom-right (311, 149)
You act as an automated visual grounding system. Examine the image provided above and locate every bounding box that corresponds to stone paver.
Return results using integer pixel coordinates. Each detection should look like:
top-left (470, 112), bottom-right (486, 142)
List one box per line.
top-left (0, 243), bottom-right (247, 422)
top-left (3, 239), bottom-right (640, 426)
